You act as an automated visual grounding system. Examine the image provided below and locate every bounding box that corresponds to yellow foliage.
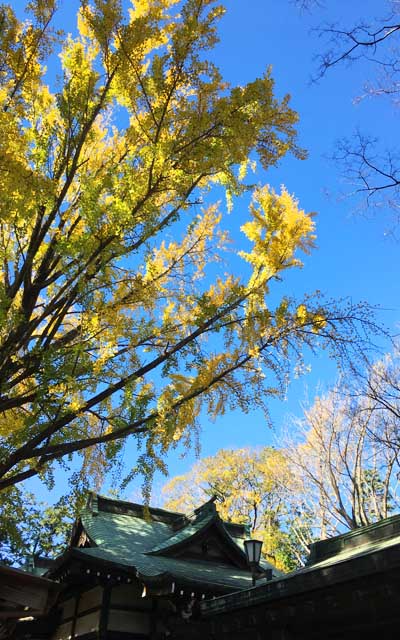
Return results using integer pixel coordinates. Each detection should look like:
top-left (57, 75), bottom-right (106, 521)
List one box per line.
top-left (162, 446), bottom-right (295, 570)
top-left (0, 0), bottom-right (344, 496)
top-left (240, 186), bottom-right (316, 286)
top-left (296, 304), bottom-right (308, 324)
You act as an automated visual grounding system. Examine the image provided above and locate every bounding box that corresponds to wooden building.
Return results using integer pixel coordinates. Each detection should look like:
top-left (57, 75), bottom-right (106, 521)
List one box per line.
top-left (198, 512), bottom-right (400, 639)
top-left (10, 495), bottom-right (400, 640)
top-left (22, 493), bottom-right (278, 640)
top-left (0, 564), bottom-right (60, 640)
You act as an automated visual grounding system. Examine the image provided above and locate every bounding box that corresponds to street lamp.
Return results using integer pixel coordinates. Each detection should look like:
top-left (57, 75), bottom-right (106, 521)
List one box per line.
top-left (244, 539), bottom-right (272, 587)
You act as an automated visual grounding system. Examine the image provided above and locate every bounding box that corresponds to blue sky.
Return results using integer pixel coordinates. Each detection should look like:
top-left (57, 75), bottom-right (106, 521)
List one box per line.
top-left (154, 0), bottom-right (399, 501)
top-left (154, 0), bottom-right (400, 487)
top-left (11, 0), bottom-right (400, 503)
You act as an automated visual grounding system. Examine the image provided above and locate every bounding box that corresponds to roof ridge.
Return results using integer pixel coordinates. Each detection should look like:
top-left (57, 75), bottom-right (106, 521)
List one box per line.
top-left (85, 492), bottom-right (247, 534)
top-left (308, 512), bottom-right (400, 565)
top-left (85, 492), bottom-right (185, 522)
top-left (146, 510), bottom-right (217, 555)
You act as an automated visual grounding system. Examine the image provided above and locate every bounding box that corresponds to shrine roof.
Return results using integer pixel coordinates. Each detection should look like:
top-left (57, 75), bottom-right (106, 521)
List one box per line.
top-left (73, 545), bottom-right (258, 591)
top-left (0, 564), bottom-right (61, 620)
top-left (63, 493), bottom-right (281, 593)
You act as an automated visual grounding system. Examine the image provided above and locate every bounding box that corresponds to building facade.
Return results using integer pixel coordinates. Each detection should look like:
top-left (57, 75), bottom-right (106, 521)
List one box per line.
top-left (30, 493), bottom-right (278, 640)
top-left (199, 513), bottom-right (400, 639)
top-left (11, 495), bottom-right (400, 640)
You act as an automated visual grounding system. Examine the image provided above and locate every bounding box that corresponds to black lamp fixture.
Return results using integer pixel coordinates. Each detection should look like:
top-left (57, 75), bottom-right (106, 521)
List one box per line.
top-left (244, 539), bottom-right (272, 587)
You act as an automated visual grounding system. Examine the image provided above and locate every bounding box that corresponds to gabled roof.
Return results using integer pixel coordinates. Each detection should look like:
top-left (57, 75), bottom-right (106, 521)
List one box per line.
top-left (146, 509), bottom-right (216, 554)
top-left (145, 497), bottom-right (250, 567)
top-left (61, 493), bottom-right (280, 593)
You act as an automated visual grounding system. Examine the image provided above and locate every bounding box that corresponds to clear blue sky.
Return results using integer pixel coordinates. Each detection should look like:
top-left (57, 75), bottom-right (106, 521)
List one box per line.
top-left (12, 0), bottom-right (400, 503)
top-left (155, 0), bottom-right (400, 489)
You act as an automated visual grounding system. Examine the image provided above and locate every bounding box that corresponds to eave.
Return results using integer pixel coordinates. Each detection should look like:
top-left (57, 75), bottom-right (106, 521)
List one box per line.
top-left (47, 548), bottom-right (251, 596)
top-left (0, 564), bottom-right (61, 620)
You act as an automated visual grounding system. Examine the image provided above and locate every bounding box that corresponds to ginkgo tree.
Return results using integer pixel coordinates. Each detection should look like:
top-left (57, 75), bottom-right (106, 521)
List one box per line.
top-left (162, 447), bottom-right (297, 571)
top-left (0, 0), bottom-right (377, 493)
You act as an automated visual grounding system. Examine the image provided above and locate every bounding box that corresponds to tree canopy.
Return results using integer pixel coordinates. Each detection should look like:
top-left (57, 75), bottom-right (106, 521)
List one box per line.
top-left (285, 385), bottom-right (400, 536)
top-left (163, 354), bottom-right (400, 571)
top-left (162, 447), bottom-right (299, 571)
top-left (0, 0), bottom-right (377, 496)
top-left (0, 488), bottom-right (74, 565)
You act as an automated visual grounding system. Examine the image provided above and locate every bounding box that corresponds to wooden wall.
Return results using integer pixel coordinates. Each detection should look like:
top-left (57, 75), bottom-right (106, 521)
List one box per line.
top-left (52, 582), bottom-right (155, 640)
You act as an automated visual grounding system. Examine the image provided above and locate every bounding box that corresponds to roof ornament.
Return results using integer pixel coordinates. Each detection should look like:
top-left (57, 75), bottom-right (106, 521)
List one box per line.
top-left (87, 492), bottom-right (99, 515)
top-left (193, 494), bottom-right (222, 518)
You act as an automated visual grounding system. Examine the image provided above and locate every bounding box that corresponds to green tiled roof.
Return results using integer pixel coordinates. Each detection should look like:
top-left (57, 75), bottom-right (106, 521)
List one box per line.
top-left (307, 511), bottom-right (400, 566)
top-left (308, 532), bottom-right (400, 570)
top-left (76, 545), bottom-right (255, 590)
top-left (147, 510), bottom-right (216, 554)
top-left (71, 494), bottom-right (280, 592)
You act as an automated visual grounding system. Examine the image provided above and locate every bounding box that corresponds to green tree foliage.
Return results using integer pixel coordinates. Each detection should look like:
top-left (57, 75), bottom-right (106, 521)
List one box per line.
top-left (0, 0), bottom-right (377, 496)
top-left (0, 488), bottom-right (74, 565)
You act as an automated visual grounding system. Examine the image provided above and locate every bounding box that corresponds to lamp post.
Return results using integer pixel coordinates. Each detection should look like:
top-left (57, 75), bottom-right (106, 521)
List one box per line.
top-left (244, 539), bottom-right (273, 587)
top-left (244, 539), bottom-right (263, 587)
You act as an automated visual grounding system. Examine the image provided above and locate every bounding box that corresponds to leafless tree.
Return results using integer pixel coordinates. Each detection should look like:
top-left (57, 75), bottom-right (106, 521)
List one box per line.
top-left (297, 0), bottom-right (400, 219)
top-left (285, 384), bottom-right (400, 539)
top-left (348, 350), bottom-right (400, 445)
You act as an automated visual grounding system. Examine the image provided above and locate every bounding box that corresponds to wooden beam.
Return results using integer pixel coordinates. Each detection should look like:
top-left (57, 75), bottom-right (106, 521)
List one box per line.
top-left (0, 611), bottom-right (41, 619)
top-left (0, 585), bottom-right (47, 610)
